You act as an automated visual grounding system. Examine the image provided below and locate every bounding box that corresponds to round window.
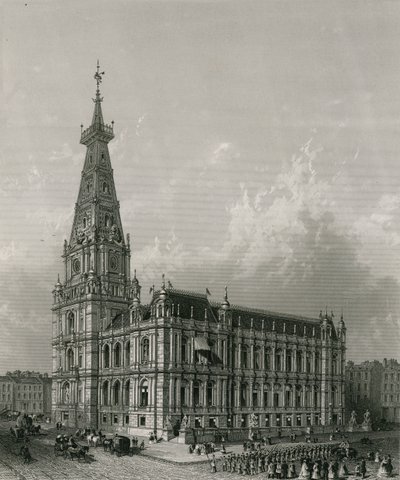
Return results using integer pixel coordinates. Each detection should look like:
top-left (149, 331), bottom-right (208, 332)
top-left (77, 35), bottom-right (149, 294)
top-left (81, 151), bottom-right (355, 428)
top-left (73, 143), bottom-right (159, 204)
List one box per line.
top-left (73, 258), bottom-right (81, 274)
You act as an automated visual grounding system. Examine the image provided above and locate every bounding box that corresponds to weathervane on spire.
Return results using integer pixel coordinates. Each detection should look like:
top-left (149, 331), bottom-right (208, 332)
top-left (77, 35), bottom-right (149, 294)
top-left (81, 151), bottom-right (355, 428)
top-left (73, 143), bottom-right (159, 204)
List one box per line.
top-left (94, 60), bottom-right (105, 93)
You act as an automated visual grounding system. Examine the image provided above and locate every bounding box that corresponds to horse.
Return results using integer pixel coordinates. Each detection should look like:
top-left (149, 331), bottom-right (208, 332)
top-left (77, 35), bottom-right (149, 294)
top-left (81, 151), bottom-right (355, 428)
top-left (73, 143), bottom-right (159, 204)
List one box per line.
top-left (65, 445), bottom-right (89, 461)
top-left (87, 434), bottom-right (101, 447)
top-left (103, 438), bottom-right (113, 452)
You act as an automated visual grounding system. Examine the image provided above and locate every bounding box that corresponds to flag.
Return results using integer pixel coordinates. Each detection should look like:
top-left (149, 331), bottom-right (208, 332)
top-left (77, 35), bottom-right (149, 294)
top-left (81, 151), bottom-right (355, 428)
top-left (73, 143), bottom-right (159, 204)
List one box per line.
top-left (206, 288), bottom-right (211, 296)
top-left (149, 286), bottom-right (154, 295)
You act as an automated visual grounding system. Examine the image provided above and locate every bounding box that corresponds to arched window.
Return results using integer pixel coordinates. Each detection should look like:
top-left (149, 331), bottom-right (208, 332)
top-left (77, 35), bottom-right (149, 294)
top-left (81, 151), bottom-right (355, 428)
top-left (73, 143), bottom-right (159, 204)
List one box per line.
top-left (252, 383), bottom-right (260, 407)
top-left (77, 381), bottom-right (83, 404)
top-left (232, 344), bottom-right (236, 369)
top-left (296, 351), bottom-right (303, 372)
top-left (286, 350), bottom-right (292, 372)
top-left (140, 380), bottom-right (148, 407)
top-left (254, 347), bottom-right (261, 370)
top-left (264, 348), bottom-right (271, 370)
top-left (83, 217), bottom-right (87, 229)
top-left (306, 352), bottom-right (312, 373)
top-left (241, 346), bottom-right (248, 369)
top-left (181, 337), bottom-right (188, 364)
top-left (180, 381), bottom-right (188, 407)
top-left (285, 384), bottom-right (293, 407)
top-left (295, 385), bottom-right (302, 407)
top-left (207, 381), bottom-right (215, 406)
top-left (332, 354), bottom-right (338, 376)
top-left (230, 382), bottom-right (236, 408)
top-left (141, 337), bottom-right (150, 363)
top-left (124, 380), bottom-right (130, 406)
top-left (240, 383), bottom-right (248, 407)
top-left (113, 381), bottom-right (120, 406)
top-left (275, 349), bottom-right (282, 371)
top-left (67, 348), bottom-right (74, 371)
top-left (193, 381), bottom-right (202, 407)
top-left (114, 343), bottom-right (121, 367)
top-left (305, 385), bottom-right (312, 407)
top-left (314, 385), bottom-right (319, 408)
top-left (273, 384), bottom-right (281, 408)
top-left (263, 384), bottom-right (270, 408)
top-left (331, 386), bottom-right (337, 407)
top-left (314, 352), bottom-right (320, 373)
top-left (103, 344), bottom-right (110, 368)
top-left (67, 311), bottom-right (74, 334)
top-left (103, 381), bottom-right (109, 406)
top-left (62, 382), bottom-right (70, 404)
top-left (125, 342), bottom-right (130, 366)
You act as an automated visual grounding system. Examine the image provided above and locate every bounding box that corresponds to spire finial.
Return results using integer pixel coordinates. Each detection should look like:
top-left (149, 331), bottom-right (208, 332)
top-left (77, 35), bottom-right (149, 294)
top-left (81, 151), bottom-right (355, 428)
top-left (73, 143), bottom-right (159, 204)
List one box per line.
top-left (134, 269), bottom-right (136, 279)
top-left (224, 285), bottom-right (228, 301)
top-left (162, 273), bottom-right (165, 289)
top-left (94, 60), bottom-right (105, 95)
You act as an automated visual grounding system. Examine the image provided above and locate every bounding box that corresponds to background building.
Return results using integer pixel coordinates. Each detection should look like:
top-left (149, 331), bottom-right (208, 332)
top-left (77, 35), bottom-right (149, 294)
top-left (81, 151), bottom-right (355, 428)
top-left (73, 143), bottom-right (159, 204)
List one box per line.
top-left (51, 71), bottom-right (347, 440)
top-left (345, 360), bottom-right (383, 424)
top-left (0, 372), bottom-right (52, 417)
top-left (345, 358), bottom-right (400, 426)
top-left (381, 358), bottom-right (400, 423)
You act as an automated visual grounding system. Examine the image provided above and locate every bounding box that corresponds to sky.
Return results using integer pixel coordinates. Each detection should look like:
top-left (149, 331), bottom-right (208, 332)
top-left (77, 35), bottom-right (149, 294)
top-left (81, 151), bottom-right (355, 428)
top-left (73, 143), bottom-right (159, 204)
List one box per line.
top-left (0, 0), bottom-right (399, 373)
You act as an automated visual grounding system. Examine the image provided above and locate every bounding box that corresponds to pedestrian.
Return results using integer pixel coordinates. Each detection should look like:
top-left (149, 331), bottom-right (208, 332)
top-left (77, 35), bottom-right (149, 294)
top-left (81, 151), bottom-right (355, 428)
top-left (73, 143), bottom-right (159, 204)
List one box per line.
top-left (210, 454), bottom-right (217, 473)
top-left (360, 459), bottom-right (366, 479)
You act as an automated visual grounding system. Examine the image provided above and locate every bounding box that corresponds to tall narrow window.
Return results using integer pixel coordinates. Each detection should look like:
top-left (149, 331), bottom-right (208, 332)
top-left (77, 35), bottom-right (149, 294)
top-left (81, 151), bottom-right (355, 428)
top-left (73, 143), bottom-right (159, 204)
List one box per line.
top-left (207, 382), bottom-right (214, 406)
top-left (67, 348), bottom-right (74, 371)
top-left (241, 346), bottom-right (248, 369)
top-left (240, 383), bottom-right (248, 407)
top-left (275, 349), bottom-right (282, 371)
top-left (124, 380), bottom-right (130, 405)
top-left (125, 342), bottom-right (130, 366)
top-left (254, 347), bottom-right (261, 370)
top-left (113, 381), bottom-right (120, 405)
top-left (140, 381), bottom-right (148, 407)
top-left (141, 337), bottom-right (150, 363)
top-left (286, 350), bottom-right (292, 372)
top-left (104, 344), bottom-right (110, 368)
top-left (265, 348), bottom-right (271, 370)
top-left (181, 337), bottom-right (187, 363)
top-left (67, 312), bottom-right (74, 334)
top-left (103, 381), bottom-right (109, 406)
top-left (193, 381), bottom-right (201, 407)
top-left (114, 343), bottom-right (121, 367)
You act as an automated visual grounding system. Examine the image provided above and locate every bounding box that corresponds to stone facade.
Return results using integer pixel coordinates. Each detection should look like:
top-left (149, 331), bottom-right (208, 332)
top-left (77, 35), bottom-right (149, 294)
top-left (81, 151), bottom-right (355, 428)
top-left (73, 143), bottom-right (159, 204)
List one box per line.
top-left (51, 70), bottom-right (347, 440)
top-left (345, 360), bottom-right (383, 424)
top-left (381, 358), bottom-right (400, 423)
top-left (345, 358), bottom-right (400, 426)
top-left (0, 374), bottom-right (52, 416)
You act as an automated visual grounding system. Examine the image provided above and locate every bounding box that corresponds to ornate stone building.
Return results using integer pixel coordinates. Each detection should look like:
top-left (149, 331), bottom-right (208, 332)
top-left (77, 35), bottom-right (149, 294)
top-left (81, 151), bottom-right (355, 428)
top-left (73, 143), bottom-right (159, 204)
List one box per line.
top-left (51, 67), bottom-right (347, 439)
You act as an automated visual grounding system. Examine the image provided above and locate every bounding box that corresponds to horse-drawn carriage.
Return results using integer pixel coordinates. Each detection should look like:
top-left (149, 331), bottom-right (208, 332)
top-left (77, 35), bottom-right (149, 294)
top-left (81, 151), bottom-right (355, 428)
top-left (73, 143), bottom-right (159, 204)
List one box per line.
top-left (108, 435), bottom-right (140, 457)
top-left (54, 435), bottom-right (89, 461)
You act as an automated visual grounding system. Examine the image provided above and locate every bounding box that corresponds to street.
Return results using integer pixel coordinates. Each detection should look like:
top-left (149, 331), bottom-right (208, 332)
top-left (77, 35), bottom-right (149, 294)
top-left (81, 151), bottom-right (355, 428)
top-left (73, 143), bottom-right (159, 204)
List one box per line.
top-left (0, 421), bottom-right (398, 480)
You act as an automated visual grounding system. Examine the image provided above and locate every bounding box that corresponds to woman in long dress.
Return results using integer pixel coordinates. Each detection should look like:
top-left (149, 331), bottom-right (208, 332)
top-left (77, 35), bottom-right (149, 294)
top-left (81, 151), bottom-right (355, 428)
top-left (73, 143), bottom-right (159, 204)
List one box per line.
top-left (338, 461), bottom-right (349, 479)
top-left (312, 462), bottom-right (321, 480)
top-left (299, 460), bottom-right (311, 480)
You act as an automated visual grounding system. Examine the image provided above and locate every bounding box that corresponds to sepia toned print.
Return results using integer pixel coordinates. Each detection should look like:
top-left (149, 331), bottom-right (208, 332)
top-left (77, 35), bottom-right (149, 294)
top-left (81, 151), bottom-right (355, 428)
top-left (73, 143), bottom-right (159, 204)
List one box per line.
top-left (0, 1), bottom-right (398, 479)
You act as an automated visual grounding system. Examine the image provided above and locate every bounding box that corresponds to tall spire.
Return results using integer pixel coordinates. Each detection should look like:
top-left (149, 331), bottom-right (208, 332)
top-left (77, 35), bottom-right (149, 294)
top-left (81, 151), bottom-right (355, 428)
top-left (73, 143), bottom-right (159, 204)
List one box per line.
top-left (80, 60), bottom-right (114, 146)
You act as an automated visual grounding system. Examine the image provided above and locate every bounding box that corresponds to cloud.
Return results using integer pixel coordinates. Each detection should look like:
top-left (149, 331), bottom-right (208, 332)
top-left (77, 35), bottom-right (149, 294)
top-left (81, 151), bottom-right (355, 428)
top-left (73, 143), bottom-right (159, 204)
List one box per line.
top-left (48, 143), bottom-right (81, 165)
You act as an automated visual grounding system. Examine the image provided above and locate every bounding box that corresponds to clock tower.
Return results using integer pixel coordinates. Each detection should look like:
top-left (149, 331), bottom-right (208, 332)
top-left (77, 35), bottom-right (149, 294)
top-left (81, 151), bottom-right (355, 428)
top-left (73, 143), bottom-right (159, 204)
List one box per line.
top-left (51, 63), bottom-right (132, 427)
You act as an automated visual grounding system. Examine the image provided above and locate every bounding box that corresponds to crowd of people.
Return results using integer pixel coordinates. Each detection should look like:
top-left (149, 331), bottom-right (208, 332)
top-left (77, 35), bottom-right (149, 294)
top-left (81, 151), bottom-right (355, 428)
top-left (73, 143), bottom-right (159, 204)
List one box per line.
top-left (203, 440), bottom-right (395, 478)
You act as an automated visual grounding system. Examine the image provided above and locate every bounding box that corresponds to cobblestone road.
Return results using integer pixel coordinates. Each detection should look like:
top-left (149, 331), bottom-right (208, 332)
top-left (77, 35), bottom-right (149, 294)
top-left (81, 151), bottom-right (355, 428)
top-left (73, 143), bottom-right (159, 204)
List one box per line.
top-left (0, 423), bottom-right (398, 480)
